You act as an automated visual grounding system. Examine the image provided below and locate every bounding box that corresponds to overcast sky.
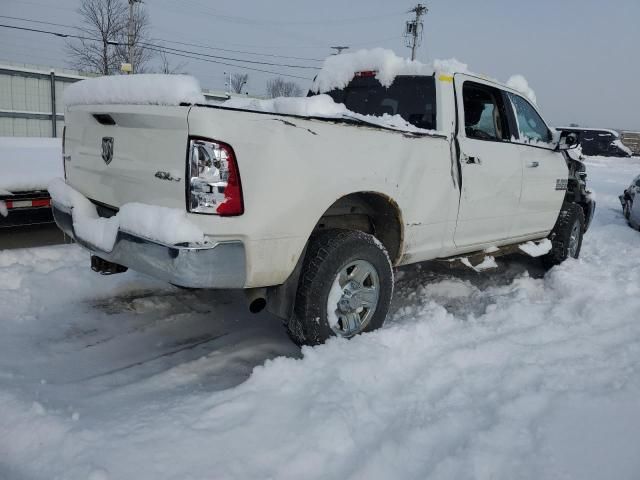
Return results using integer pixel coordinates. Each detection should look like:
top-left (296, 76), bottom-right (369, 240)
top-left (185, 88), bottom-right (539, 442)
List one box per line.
top-left (1, 0), bottom-right (639, 130)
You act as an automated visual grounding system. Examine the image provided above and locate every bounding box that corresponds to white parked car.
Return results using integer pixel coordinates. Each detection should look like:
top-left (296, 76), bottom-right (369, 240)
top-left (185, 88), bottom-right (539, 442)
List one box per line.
top-left (51, 51), bottom-right (595, 345)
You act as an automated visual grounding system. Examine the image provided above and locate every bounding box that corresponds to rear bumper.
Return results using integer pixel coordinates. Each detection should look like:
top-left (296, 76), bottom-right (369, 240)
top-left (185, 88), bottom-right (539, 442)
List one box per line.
top-left (52, 202), bottom-right (246, 289)
top-left (0, 206), bottom-right (54, 228)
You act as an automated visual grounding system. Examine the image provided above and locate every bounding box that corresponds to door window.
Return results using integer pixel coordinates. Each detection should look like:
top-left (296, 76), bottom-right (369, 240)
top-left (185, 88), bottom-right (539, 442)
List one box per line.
top-left (462, 83), bottom-right (509, 141)
top-left (508, 93), bottom-right (552, 143)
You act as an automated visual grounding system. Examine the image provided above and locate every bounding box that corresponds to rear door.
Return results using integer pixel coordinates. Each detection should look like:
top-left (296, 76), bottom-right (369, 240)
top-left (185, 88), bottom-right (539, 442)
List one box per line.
top-left (506, 93), bottom-right (567, 237)
top-left (453, 76), bottom-right (523, 247)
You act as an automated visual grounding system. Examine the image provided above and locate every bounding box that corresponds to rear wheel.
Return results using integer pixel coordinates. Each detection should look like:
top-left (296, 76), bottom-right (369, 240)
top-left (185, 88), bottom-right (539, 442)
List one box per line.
top-left (542, 203), bottom-right (585, 268)
top-left (287, 229), bottom-right (393, 346)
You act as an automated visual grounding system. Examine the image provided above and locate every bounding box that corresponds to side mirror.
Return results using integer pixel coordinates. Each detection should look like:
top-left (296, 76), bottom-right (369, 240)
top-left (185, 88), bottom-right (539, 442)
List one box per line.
top-left (557, 131), bottom-right (579, 151)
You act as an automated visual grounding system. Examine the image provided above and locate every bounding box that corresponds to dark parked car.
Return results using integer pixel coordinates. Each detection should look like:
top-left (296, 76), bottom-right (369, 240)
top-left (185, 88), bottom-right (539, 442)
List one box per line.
top-left (620, 174), bottom-right (640, 230)
top-left (557, 127), bottom-right (632, 157)
top-left (0, 190), bottom-right (54, 228)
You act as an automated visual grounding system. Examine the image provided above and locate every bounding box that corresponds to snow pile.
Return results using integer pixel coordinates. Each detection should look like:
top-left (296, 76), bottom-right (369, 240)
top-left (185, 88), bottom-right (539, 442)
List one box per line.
top-left (223, 94), bottom-right (436, 134)
top-left (461, 255), bottom-right (498, 272)
top-left (519, 239), bottom-right (552, 257)
top-left (311, 48), bottom-right (433, 93)
top-left (612, 139), bottom-right (633, 156)
top-left (225, 94), bottom-right (347, 117)
top-left (310, 48), bottom-right (472, 94)
top-left (506, 74), bottom-right (537, 104)
top-left (2, 155), bottom-right (640, 480)
top-left (0, 137), bottom-right (62, 194)
top-left (63, 74), bottom-right (205, 107)
top-left (48, 178), bottom-right (204, 250)
top-left (433, 58), bottom-right (469, 75)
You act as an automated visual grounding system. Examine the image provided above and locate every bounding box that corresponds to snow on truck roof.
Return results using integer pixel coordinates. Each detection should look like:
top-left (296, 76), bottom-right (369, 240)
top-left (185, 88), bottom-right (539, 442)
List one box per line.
top-left (309, 49), bottom-right (538, 105)
top-left (61, 49), bottom-right (538, 126)
top-left (309, 48), bottom-right (466, 92)
top-left (63, 74), bottom-right (205, 108)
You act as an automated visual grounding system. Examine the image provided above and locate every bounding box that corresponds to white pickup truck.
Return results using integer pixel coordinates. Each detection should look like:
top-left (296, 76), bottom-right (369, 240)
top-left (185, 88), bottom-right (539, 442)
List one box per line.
top-left (52, 52), bottom-right (594, 345)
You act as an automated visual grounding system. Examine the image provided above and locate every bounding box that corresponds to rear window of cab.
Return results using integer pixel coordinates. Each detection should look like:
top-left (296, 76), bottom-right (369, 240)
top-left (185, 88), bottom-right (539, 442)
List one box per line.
top-left (320, 75), bottom-right (437, 131)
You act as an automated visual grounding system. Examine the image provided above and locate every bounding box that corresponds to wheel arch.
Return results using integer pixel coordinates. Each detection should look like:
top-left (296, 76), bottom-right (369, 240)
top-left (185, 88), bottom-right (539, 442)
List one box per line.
top-left (313, 191), bottom-right (404, 265)
top-left (266, 191), bottom-right (404, 321)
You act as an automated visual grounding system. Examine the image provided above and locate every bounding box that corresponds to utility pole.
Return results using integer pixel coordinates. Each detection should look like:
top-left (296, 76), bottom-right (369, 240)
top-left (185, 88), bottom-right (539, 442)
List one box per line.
top-left (405, 4), bottom-right (428, 61)
top-left (224, 71), bottom-right (231, 95)
top-left (330, 46), bottom-right (349, 55)
top-left (127, 0), bottom-right (142, 74)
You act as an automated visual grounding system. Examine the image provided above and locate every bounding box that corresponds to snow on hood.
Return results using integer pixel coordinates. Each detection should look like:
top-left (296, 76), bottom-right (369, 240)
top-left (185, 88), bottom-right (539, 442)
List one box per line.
top-left (63, 74), bottom-right (205, 107)
top-left (506, 74), bottom-right (537, 104)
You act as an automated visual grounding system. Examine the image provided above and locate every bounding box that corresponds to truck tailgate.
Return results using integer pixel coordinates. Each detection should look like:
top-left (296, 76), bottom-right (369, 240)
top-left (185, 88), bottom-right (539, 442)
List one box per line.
top-left (64, 104), bottom-right (189, 210)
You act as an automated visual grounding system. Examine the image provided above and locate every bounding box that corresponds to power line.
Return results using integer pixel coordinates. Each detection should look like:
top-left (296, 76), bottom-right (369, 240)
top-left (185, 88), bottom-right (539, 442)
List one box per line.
top-left (0, 23), bottom-right (314, 80)
top-left (139, 44), bottom-right (313, 80)
top-left (139, 42), bottom-right (318, 70)
top-left (0, 15), bottom-right (78, 30)
top-left (0, 14), bottom-right (324, 63)
top-left (151, 37), bottom-right (324, 63)
top-left (154, 0), bottom-right (406, 26)
top-left (0, 23), bottom-right (317, 71)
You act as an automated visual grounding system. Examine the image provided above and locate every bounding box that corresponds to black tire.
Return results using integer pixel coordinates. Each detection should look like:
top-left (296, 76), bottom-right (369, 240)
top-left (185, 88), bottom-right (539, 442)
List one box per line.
top-left (287, 229), bottom-right (394, 346)
top-left (542, 203), bottom-right (585, 268)
top-left (623, 199), bottom-right (632, 221)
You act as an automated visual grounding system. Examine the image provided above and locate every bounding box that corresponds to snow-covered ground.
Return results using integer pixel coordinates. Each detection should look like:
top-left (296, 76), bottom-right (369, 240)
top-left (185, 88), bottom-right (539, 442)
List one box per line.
top-left (1, 156), bottom-right (639, 480)
top-left (0, 137), bottom-right (62, 194)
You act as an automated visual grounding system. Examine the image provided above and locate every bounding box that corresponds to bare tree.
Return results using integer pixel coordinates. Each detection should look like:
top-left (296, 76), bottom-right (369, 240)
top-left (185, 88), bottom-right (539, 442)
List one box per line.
top-left (157, 50), bottom-right (187, 74)
top-left (266, 77), bottom-right (303, 98)
top-left (230, 73), bottom-right (248, 94)
top-left (66, 0), bottom-right (127, 75)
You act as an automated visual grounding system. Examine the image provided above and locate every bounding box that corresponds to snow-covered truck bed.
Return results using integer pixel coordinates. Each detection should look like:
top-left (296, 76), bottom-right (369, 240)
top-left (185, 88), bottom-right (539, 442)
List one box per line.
top-left (52, 49), bottom-right (594, 345)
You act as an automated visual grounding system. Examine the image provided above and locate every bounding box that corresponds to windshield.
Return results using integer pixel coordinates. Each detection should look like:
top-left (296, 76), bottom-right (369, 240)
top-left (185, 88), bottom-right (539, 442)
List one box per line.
top-left (317, 75), bottom-right (437, 130)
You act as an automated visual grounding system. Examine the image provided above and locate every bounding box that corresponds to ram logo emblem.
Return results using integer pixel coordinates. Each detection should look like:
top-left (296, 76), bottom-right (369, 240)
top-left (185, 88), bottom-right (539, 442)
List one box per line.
top-left (101, 137), bottom-right (114, 165)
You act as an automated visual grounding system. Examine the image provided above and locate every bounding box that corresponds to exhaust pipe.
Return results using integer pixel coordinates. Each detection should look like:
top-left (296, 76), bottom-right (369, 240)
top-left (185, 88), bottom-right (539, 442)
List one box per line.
top-left (91, 255), bottom-right (128, 275)
top-left (245, 288), bottom-right (267, 314)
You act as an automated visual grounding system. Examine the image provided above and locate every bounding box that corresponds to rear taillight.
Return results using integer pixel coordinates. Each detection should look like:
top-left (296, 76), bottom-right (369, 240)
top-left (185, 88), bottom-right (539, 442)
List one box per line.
top-left (187, 137), bottom-right (244, 216)
top-left (62, 126), bottom-right (67, 179)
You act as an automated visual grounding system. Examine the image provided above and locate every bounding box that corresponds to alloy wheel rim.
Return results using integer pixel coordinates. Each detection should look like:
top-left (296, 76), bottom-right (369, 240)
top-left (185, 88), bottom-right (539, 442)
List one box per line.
top-left (327, 260), bottom-right (380, 337)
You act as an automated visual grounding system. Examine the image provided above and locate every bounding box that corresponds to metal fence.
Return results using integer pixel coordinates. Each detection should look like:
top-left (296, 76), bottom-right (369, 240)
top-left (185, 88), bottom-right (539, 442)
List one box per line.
top-left (0, 63), bottom-right (89, 138)
top-left (0, 62), bottom-right (234, 139)
top-left (621, 131), bottom-right (640, 156)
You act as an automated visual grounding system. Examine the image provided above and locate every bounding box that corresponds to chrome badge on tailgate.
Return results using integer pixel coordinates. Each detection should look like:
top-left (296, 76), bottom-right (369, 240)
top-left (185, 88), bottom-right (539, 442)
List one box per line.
top-left (101, 137), bottom-right (114, 165)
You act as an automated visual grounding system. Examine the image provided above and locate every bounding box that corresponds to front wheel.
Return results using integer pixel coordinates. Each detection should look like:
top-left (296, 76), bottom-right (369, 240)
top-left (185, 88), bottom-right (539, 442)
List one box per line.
top-left (287, 229), bottom-right (394, 346)
top-left (542, 203), bottom-right (585, 268)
